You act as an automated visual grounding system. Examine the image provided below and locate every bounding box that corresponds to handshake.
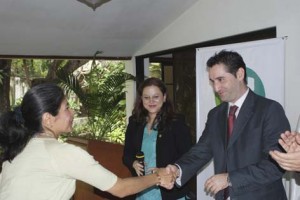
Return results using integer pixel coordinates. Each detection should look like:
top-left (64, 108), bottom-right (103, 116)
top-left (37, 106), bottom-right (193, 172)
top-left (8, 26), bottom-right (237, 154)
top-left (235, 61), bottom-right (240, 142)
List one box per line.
top-left (152, 165), bottom-right (180, 190)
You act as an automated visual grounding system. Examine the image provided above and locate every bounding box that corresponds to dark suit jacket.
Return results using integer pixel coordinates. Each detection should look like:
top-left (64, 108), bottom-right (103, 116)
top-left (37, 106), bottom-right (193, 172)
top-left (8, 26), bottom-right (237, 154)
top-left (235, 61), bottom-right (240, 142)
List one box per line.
top-left (176, 90), bottom-right (290, 200)
top-left (123, 114), bottom-right (192, 200)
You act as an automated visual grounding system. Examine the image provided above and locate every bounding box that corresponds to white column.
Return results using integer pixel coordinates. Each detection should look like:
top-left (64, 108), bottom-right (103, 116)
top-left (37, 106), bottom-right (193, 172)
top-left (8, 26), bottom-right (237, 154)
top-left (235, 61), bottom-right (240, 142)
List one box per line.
top-left (124, 59), bottom-right (136, 124)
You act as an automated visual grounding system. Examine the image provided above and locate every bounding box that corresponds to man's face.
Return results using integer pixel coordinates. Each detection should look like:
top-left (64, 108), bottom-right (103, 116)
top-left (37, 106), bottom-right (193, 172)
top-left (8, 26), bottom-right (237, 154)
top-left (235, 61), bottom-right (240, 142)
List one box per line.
top-left (208, 63), bottom-right (244, 103)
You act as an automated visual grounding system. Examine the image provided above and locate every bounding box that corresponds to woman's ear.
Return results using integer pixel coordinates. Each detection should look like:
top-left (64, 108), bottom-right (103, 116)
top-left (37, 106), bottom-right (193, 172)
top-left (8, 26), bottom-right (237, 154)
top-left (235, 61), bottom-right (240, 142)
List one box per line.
top-left (163, 94), bottom-right (167, 102)
top-left (42, 112), bottom-right (53, 129)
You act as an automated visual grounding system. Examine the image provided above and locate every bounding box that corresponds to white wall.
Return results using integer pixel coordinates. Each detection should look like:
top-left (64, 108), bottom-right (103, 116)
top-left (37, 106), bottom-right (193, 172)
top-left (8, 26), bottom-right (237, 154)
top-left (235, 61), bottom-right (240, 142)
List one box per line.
top-left (135, 0), bottom-right (300, 128)
top-left (125, 59), bottom-right (136, 122)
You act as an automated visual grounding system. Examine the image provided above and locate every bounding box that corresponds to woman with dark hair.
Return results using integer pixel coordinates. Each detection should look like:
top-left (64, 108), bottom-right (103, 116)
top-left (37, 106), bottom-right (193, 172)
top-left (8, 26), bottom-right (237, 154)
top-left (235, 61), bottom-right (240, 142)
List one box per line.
top-left (0, 83), bottom-right (174, 200)
top-left (123, 77), bottom-right (192, 200)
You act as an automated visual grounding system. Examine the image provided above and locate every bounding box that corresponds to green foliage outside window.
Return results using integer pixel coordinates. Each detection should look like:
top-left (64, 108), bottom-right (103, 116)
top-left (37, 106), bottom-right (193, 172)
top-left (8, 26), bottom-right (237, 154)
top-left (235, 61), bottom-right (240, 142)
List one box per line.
top-left (59, 60), bottom-right (134, 144)
top-left (8, 59), bottom-right (133, 144)
top-left (149, 63), bottom-right (162, 79)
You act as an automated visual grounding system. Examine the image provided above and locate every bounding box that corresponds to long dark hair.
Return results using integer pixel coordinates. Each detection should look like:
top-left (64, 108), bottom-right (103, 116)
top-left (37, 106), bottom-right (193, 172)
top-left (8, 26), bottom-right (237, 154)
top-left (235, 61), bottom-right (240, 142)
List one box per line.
top-left (132, 77), bottom-right (175, 131)
top-left (0, 83), bottom-right (65, 163)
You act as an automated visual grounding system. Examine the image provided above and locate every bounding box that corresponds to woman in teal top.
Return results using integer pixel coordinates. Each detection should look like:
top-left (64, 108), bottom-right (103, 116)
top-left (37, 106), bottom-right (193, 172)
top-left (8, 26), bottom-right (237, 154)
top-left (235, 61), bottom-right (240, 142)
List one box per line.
top-left (123, 78), bottom-right (193, 200)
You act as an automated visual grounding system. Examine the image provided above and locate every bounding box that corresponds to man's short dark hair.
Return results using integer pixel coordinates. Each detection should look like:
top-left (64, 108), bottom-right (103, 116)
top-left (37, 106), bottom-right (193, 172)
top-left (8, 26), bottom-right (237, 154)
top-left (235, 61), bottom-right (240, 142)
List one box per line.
top-left (206, 50), bottom-right (247, 84)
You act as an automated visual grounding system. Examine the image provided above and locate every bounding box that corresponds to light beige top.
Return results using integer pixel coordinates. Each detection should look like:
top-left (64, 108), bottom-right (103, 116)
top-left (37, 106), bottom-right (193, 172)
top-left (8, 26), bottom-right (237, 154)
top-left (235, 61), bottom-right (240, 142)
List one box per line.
top-left (0, 138), bottom-right (117, 200)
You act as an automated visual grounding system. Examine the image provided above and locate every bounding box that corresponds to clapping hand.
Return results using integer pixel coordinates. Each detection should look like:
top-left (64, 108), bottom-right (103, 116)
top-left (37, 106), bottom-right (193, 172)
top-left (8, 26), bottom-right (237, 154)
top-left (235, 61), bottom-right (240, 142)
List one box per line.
top-left (269, 131), bottom-right (300, 171)
top-left (278, 131), bottom-right (300, 153)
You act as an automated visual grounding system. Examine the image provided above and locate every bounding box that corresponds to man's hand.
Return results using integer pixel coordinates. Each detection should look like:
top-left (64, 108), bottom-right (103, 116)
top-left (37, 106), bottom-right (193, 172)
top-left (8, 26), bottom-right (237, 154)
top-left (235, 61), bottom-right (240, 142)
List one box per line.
top-left (166, 164), bottom-right (179, 179)
top-left (204, 173), bottom-right (229, 196)
top-left (155, 168), bottom-right (175, 189)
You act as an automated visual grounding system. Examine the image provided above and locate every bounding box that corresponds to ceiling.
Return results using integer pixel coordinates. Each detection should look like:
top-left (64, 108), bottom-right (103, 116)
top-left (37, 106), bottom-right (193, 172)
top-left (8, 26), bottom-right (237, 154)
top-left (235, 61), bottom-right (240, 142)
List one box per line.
top-left (0, 0), bottom-right (198, 59)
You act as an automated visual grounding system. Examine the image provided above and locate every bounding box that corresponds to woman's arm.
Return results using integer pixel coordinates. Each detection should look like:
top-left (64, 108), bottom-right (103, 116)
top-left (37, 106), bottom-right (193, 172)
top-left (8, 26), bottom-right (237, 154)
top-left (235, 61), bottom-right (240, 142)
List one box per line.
top-left (107, 168), bottom-right (174, 198)
top-left (52, 138), bottom-right (175, 198)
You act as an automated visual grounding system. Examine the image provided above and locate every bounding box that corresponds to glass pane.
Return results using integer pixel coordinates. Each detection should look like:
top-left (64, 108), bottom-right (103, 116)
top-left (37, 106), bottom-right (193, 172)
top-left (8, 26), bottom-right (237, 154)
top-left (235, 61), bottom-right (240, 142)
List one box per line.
top-left (164, 65), bottom-right (173, 84)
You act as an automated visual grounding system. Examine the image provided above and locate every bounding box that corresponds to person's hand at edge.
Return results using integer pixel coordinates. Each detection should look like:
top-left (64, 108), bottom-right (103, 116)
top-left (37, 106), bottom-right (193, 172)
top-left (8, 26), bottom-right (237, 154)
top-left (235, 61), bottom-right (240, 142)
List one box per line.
top-left (278, 131), bottom-right (298, 153)
top-left (269, 150), bottom-right (300, 171)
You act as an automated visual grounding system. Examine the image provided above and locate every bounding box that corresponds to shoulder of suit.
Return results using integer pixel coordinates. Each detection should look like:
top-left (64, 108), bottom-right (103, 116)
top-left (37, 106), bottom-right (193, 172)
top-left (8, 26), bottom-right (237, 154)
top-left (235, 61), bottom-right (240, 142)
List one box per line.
top-left (210, 101), bottom-right (227, 112)
top-left (128, 115), bottom-right (146, 126)
top-left (245, 90), bottom-right (284, 112)
top-left (171, 113), bottom-right (185, 122)
top-left (128, 115), bottom-right (139, 122)
top-left (250, 90), bottom-right (278, 104)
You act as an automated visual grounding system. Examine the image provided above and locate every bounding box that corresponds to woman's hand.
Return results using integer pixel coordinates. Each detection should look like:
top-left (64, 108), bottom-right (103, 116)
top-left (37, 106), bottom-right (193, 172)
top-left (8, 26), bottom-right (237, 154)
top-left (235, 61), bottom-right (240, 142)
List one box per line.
top-left (132, 160), bottom-right (144, 176)
top-left (155, 168), bottom-right (175, 189)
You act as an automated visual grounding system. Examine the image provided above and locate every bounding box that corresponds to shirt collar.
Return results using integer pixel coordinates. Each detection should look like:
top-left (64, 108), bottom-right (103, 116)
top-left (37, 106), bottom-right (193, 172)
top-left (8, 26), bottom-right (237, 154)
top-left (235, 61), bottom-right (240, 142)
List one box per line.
top-left (228, 88), bottom-right (249, 116)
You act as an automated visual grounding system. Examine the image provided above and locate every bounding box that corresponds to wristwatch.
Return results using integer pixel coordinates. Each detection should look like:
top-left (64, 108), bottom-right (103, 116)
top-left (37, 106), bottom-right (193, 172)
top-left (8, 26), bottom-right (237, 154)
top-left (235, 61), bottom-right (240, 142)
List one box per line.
top-left (227, 175), bottom-right (232, 187)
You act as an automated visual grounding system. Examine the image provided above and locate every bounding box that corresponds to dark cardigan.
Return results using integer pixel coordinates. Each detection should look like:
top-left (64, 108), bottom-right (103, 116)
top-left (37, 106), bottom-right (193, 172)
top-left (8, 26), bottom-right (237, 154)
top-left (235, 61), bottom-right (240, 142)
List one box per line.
top-left (123, 114), bottom-right (192, 200)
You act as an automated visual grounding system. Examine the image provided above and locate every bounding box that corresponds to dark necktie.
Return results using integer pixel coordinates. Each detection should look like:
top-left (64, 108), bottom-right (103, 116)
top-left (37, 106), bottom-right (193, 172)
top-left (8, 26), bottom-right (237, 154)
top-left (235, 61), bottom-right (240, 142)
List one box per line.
top-left (227, 105), bottom-right (238, 138)
top-left (224, 105), bottom-right (238, 200)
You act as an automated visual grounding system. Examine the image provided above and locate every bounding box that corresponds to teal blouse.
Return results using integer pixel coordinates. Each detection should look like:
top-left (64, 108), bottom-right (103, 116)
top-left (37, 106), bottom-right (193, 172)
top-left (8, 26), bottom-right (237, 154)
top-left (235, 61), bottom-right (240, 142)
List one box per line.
top-left (136, 126), bottom-right (162, 200)
top-left (136, 126), bottom-right (186, 200)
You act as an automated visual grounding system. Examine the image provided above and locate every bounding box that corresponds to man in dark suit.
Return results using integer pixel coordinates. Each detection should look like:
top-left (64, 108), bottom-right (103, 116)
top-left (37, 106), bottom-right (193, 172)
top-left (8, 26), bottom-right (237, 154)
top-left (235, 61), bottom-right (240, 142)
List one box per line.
top-left (167, 50), bottom-right (290, 200)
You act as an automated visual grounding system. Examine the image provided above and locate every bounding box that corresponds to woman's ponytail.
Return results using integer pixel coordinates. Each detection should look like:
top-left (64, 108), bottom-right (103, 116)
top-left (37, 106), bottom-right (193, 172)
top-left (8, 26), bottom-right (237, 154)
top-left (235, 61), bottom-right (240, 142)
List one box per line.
top-left (0, 107), bottom-right (31, 163)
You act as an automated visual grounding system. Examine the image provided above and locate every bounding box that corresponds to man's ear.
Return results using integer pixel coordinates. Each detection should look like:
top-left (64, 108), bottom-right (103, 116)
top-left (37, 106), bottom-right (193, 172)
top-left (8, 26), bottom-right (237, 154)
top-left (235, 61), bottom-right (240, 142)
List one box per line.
top-left (237, 68), bottom-right (245, 81)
